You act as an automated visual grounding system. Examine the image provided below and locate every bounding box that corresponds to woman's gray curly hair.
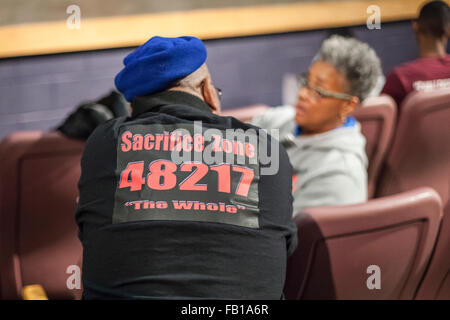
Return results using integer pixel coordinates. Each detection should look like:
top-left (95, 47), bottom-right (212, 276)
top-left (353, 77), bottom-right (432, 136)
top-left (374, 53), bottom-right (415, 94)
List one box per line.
top-left (314, 35), bottom-right (382, 101)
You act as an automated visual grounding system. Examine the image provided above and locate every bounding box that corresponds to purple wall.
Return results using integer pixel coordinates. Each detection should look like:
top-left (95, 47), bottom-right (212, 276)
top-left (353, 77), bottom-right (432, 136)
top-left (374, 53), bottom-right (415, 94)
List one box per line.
top-left (0, 21), bottom-right (419, 140)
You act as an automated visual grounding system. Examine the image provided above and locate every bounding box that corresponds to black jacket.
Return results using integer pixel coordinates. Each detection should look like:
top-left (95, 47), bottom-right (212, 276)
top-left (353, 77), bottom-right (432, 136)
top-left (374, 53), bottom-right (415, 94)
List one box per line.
top-left (75, 90), bottom-right (297, 299)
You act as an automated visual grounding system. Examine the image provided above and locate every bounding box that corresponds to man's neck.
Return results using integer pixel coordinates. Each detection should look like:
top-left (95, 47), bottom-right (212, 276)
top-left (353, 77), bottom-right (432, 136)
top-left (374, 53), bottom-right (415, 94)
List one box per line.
top-left (168, 87), bottom-right (203, 101)
top-left (417, 36), bottom-right (447, 58)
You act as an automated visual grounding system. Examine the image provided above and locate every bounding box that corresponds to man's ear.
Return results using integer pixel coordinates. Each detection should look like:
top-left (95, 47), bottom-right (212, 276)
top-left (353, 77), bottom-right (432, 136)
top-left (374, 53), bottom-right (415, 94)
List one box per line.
top-left (202, 80), bottom-right (221, 115)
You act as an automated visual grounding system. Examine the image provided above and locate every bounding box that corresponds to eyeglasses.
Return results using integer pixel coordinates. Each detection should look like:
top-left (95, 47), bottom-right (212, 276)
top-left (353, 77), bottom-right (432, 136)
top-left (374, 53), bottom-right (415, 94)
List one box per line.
top-left (215, 87), bottom-right (222, 101)
top-left (297, 73), bottom-right (354, 101)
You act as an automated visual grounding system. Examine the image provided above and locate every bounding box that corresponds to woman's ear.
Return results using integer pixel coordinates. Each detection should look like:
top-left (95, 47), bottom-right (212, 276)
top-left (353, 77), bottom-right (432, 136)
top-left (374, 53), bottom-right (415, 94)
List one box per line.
top-left (340, 96), bottom-right (359, 119)
top-left (202, 79), bottom-right (221, 115)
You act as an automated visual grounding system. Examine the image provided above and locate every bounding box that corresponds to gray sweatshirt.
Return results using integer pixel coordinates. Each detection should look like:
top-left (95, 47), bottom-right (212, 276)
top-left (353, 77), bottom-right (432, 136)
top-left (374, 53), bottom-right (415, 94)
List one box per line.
top-left (252, 105), bottom-right (368, 216)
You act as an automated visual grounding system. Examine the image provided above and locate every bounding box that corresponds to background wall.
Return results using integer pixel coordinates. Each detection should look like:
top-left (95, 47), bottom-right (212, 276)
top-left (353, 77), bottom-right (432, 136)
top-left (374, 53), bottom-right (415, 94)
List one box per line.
top-left (0, 0), bottom-right (423, 58)
top-left (0, 21), bottom-right (419, 140)
top-left (1, 0), bottom-right (343, 26)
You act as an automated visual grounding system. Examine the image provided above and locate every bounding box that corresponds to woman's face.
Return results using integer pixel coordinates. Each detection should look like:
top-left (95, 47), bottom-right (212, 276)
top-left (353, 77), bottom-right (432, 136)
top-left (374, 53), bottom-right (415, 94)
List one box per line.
top-left (295, 61), bottom-right (357, 135)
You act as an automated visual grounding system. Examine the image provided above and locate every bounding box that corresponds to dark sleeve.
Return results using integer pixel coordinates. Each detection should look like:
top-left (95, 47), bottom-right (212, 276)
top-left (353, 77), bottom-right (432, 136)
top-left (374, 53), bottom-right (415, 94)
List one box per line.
top-left (280, 147), bottom-right (298, 257)
top-left (75, 120), bottom-right (119, 242)
top-left (381, 70), bottom-right (407, 107)
top-left (257, 132), bottom-right (298, 257)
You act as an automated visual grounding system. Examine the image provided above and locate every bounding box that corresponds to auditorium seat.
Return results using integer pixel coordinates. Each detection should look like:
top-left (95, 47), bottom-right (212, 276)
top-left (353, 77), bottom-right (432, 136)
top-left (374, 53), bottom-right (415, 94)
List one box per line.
top-left (376, 88), bottom-right (450, 201)
top-left (353, 95), bottom-right (397, 198)
top-left (284, 187), bottom-right (442, 300)
top-left (221, 104), bottom-right (269, 123)
top-left (375, 88), bottom-right (450, 299)
top-left (0, 131), bottom-right (84, 299)
top-left (416, 204), bottom-right (450, 299)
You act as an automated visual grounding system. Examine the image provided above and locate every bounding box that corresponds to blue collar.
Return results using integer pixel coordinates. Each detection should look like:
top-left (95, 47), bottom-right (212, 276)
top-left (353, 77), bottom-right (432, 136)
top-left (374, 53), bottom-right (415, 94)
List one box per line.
top-left (295, 116), bottom-right (356, 136)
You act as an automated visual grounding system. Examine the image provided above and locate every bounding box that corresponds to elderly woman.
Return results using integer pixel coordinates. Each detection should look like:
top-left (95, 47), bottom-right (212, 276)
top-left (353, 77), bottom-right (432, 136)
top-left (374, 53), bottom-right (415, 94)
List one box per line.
top-left (252, 35), bottom-right (382, 215)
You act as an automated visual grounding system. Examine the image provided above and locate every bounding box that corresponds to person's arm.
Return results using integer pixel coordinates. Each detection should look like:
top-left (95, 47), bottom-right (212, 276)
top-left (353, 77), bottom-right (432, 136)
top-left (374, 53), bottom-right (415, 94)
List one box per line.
top-left (75, 120), bottom-right (118, 242)
top-left (250, 109), bottom-right (272, 129)
top-left (281, 168), bottom-right (298, 257)
top-left (258, 134), bottom-right (298, 256)
top-left (277, 143), bottom-right (298, 257)
top-left (293, 172), bottom-right (365, 215)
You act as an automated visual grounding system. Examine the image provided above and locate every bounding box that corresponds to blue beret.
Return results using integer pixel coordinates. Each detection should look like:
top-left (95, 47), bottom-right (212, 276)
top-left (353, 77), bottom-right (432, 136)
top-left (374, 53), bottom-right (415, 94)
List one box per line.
top-left (114, 36), bottom-right (207, 102)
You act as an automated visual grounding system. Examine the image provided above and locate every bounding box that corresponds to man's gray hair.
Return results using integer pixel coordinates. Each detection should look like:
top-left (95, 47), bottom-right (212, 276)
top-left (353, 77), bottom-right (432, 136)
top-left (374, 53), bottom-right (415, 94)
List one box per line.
top-left (315, 35), bottom-right (382, 101)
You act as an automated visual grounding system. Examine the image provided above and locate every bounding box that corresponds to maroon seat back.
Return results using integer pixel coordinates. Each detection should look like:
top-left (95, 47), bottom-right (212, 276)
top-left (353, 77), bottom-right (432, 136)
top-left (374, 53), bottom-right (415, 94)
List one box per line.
top-left (376, 88), bottom-right (450, 201)
top-left (375, 88), bottom-right (450, 299)
top-left (0, 131), bottom-right (84, 299)
top-left (284, 187), bottom-right (442, 300)
top-left (416, 207), bottom-right (450, 299)
top-left (221, 104), bottom-right (269, 123)
top-left (353, 95), bottom-right (397, 198)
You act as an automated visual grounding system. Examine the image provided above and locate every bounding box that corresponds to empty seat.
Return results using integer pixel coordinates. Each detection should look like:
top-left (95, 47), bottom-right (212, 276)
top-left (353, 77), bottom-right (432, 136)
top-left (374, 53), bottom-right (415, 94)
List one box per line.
top-left (354, 95), bottom-right (397, 198)
top-left (416, 207), bottom-right (450, 299)
top-left (221, 104), bottom-right (269, 123)
top-left (376, 88), bottom-right (450, 201)
top-left (0, 131), bottom-right (84, 299)
top-left (375, 88), bottom-right (450, 299)
top-left (284, 187), bottom-right (442, 300)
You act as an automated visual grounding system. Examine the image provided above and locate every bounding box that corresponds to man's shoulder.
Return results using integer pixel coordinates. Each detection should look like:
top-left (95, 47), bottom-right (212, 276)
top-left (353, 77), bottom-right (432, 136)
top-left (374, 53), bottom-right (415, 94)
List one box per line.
top-left (386, 61), bottom-right (419, 84)
top-left (392, 56), bottom-right (450, 77)
top-left (87, 117), bottom-right (126, 141)
top-left (82, 117), bottom-right (129, 159)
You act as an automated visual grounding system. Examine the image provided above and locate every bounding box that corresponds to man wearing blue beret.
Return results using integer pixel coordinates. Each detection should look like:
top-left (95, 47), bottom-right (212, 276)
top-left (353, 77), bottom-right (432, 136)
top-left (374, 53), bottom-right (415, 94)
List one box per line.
top-left (75, 36), bottom-right (297, 299)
